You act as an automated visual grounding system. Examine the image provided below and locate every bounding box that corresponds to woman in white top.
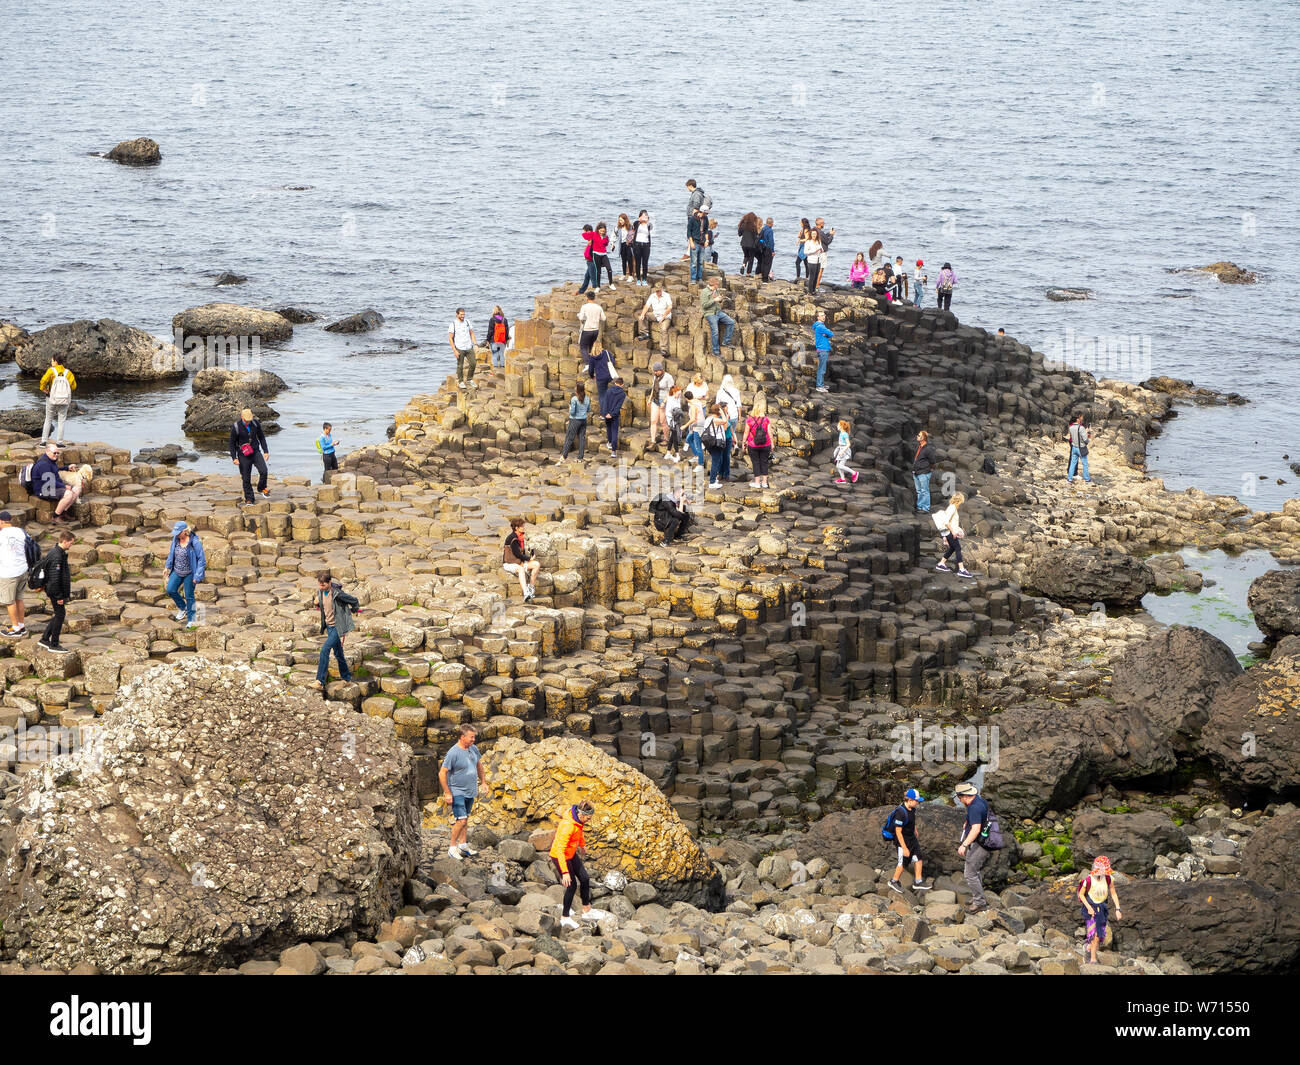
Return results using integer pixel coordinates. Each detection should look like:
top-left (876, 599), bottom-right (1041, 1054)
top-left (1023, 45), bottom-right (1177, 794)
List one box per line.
top-left (716, 374), bottom-right (742, 454)
top-left (616, 213), bottom-right (634, 279)
top-left (933, 492), bottom-right (973, 577)
top-left (685, 395), bottom-right (708, 469)
top-left (803, 230), bottom-right (824, 295)
top-left (631, 210), bottom-right (654, 285)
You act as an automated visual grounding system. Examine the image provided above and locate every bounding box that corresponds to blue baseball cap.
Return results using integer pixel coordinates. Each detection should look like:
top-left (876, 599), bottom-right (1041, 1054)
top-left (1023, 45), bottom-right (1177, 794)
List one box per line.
top-left (905, 788), bottom-right (925, 802)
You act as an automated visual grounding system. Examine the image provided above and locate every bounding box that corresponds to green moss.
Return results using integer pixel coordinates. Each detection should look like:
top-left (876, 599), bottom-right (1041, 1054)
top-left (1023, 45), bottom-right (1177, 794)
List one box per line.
top-left (394, 696), bottom-right (420, 709)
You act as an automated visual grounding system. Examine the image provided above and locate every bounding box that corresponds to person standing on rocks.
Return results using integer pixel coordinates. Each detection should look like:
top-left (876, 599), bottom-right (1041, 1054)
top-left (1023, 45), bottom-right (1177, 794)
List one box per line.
top-left (631, 210), bottom-right (654, 286)
top-left (39, 355), bottom-right (77, 447)
top-left (685, 391), bottom-right (708, 469)
top-left (601, 375), bottom-right (627, 455)
top-left (440, 724), bottom-right (489, 861)
top-left (229, 408), bottom-right (270, 504)
top-left (738, 212), bottom-right (761, 275)
top-left (706, 218), bottom-right (720, 266)
top-left (647, 361), bottom-right (674, 452)
top-left (936, 262), bottom-right (957, 311)
top-left (558, 381), bottom-right (591, 463)
top-left (688, 210), bottom-right (708, 284)
top-left (504, 516), bottom-right (541, 602)
top-left (592, 222), bottom-right (616, 290)
top-left (1077, 856), bottom-right (1122, 964)
top-left (716, 373), bottom-right (742, 458)
top-left (550, 799), bottom-right (596, 927)
top-left (744, 392), bottom-right (773, 489)
top-left (703, 404), bottom-right (730, 487)
top-left (812, 310), bottom-right (833, 392)
top-left (685, 179), bottom-right (711, 231)
top-left (664, 384), bottom-right (684, 464)
top-left (638, 282), bottom-right (674, 355)
top-left (577, 292), bottom-right (606, 363)
top-left (316, 422), bottom-right (339, 478)
top-left (53, 464), bottom-right (93, 523)
top-left (486, 305), bottom-right (510, 375)
top-left (795, 219), bottom-right (810, 280)
top-left (893, 255), bottom-right (910, 302)
top-left (933, 491), bottom-right (973, 577)
top-left (314, 568), bottom-right (359, 688)
top-left (887, 788), bottom-right (932, 894)
top-left (955, 781), bottom-right (991, 913)
top-left (849, 253), bottom-right (869, 288)
top-left (164, 520), bottom-right (207, 629)
top-left (616, 213), bottom-right (635, 280)
top-left (577, 223), bottom-right (597, 295)
top-left (833, 419), bottom-right (858, 485)
top-left (0, 512), bottom-right (30, 638)
top-left (34, 529), bottom-right (74, 651)
top-left (583, 345), bottom-right (618, 410)
top-left (913, 262), bottom-right (927, 307)
top-left (448, 307), bottom-right (479, 389)
top-left (913, 430), bottom-right (936, 513)
top-left (758, 217), bottom-right (775, 282)
top-left (1066, 412), bottom-right (1092, 486)
top-left (810, 218), bottom-right (834, 293)
top-left (802, 227), bottom-right (824, 296)
top-left (701, 277), bottom-right (736, 357)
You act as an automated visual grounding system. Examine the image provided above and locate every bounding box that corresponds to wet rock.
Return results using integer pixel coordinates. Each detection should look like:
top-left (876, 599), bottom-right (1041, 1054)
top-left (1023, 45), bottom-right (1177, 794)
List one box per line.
top-left (0, 407), bottom-right (52, 437)
top-left (172, 304), bottom-right (293, 343)
top-left (133, 443), bottom-right (199, 464)
top-left (1045, 288), bottom-right (1094, 301)
top-left (191, 367), bottom-right (287, 398)
top-left (324, 309), bottom-right (385, 334)
top-left (1071, 809), bottom-right (1191, 875)
top-left (1024, 545), bottom-right (1155, 607)
top-left (0, 660), bottom-right (421, 973)
top-left (214, 272), bottom-right (248, 287)
top-left (275, 307), bottom-right (320, 324)
top-left (1241, 807), bottom-right (1300, 892)
top-left (0, 321), bottom-right (29, 363)
top-left (183, 393), bottom-right (279, 434)
top-left (18, 318), bottom-right (185, 381)
top-left (1182, 261), bottom-right (1258, 284)
top-left (106, 137), bottom-right (161, 167)
top-left (1202, 654), bottom-right (1300, 795)
top-left (1247, 570), bottom-right (1300, 640)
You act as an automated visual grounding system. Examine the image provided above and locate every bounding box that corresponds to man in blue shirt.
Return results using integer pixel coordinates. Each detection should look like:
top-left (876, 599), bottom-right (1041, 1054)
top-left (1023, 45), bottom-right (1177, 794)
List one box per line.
top-left (440, 724), bottom-right (489, 861)
top-left (316, 421), bottom-right (338, 479)
top-left (956, 781), bottom-right (991, 913)
top-left (757, 218), bottom-right (775, 281)
top-left (812, 311), bottom-right (834, 392)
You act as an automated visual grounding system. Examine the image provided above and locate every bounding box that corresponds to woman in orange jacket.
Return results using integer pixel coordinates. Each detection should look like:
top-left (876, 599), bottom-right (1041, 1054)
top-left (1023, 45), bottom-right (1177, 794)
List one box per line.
top-left (549, 801), bottom-right (595, 921)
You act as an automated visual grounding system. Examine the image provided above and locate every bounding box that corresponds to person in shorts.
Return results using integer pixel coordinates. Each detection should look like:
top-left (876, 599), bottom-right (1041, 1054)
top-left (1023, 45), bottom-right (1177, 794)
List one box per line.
top-left (440, 724), bottom-right (488, 861)
top-left (0, 511), bottom-right (30, 638)
top-left (888, 788), bottom-right (932, 894)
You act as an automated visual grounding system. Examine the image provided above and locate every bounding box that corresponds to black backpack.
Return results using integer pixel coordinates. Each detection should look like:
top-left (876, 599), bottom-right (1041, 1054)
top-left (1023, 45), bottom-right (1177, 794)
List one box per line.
top-left (23, 532), bottom-right (41, 570)
top-left (751, 417), bottom-right (770, 448)
top-left (701, 422), bottom-right (726, 451)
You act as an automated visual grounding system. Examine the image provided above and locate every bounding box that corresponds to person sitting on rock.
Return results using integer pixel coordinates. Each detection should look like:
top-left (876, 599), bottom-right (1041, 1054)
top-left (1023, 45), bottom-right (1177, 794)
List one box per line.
top-left (53, 464), bottom-right (93, 524)
top-left (550, 800), bottom-right (596, 928)
top-left (1077, 856), bottom-right (1121, 964)
top-left (637, 282), bottom-right (673, 355)
top-left (503, 516), bottom-right (540, 602)
top-left (650, 492), bottom-right (692, 545)
top-left (25, 442), bottom-right (71, 503)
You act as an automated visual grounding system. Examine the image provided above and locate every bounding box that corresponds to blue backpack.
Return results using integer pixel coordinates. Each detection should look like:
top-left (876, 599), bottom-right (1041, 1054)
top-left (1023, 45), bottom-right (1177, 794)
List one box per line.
top-left (881, 805), bottom-right (907, 843)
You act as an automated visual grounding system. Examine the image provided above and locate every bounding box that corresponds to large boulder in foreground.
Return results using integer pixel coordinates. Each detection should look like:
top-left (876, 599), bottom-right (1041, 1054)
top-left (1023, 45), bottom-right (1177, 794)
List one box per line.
top-left (0, 660), bottom-right (419, 974)
top-left (1070, 809), bottom-right (1191, 876)
top-left (1110, 625), bottom-right (1242, 755)
top-left (1247, 569), bottom-right (1300, 640)
top-left (473, 737), bottom-right (723, 909)
top-left (17, 319), bottom-right (184, 381)
top-left (172, 303), bottom-right (293, 343)
top-left (1241, 806), bottom-right (1300, 892)
top-left (1024, 546), bottom-right (1155, 607)
top-left (1201, 652), bottom-right (1300, 796)
top-left (106, 137), bottom-right (161, 166)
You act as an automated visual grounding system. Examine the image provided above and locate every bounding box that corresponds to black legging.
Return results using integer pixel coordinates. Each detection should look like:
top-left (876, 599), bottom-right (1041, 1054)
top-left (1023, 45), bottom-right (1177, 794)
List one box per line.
top-left (238, 451), bottom-right (268, 502)
top-left (552, 855), bottom-right (591, 916)
top-left (633, 242), bottom-right (650, 281)
top-left (620, 245), bottom-right (635, 276)
top-left (758, 248), bottom-right (773, 281)
top-left (943, 532), bottom-right (963, 563)
top-left (806, 261), bottom-right (822, 294)
top-left (43, 595), bottom-right (66, 647)
top-left (594, 254), bottom-right (614, 286)
top-left (741, 247), bottom-right (757, 275)
top-left (795, 255), bottom-right (806, 279)
top-left (938, 288), bottom-right (952, 311)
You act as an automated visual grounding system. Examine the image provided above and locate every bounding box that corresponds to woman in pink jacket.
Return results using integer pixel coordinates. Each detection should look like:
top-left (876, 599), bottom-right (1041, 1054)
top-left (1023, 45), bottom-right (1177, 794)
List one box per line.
top-left (849, 253), bottom-right (869, 289)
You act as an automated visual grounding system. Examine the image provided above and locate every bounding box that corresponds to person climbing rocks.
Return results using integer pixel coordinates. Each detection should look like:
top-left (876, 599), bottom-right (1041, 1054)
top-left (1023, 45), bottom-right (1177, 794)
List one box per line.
top-left (164, 520), bottom-right (207, 629)
top-left (503, 515), bottom-right (541, 602)
top-left (955, 781), bottom-right (991, 913)
top-left (448, 307), bottom-right (478, 389)
top-left (913, 429), bottom-right (936, 513)
top-left (813, 310), bottom-right (833, 392)
top-left (35, 528), bottom-right (74, 651)
top-left (933, 491), bottom-right (973, 577)
top-left (314, 568), bottom-right (359, 688)
top-left (440, 723), bottom-right (489, 862)
top-left (1066, 411), bottom-right (1092, 486)
top-left (833, 419), bottom-right (858, 485)
top-left (887, 788), bottom-right (932, 894)
top-left (1077, 856), bottom-right (1122, 964)
top-left (229, 407), bottom-right (270, 504)
top-left (550, 799), bottom-right (596, 927)
top-left (40, 354), bottom-right (77, 447)
top-left (647, 361), bottom-right (675, 451)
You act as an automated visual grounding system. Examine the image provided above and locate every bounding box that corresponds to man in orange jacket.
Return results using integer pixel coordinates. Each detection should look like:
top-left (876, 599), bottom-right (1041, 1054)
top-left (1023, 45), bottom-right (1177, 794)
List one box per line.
top-left (549, 801), bottom-right (595, 925)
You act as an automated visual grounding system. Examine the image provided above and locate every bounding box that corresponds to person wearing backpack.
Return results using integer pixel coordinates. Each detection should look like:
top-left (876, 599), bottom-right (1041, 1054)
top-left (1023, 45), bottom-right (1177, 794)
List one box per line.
top-left (703, 405), bottom-right (730, 488)
top-left (955, 781), bottom-right (994, 914)
top-left (685, 179), bottom-right (711, 232)
top-left (936, 262), bottom-right (957, 311)
top-left (885, 788), bottom-right (933, 894)
top-left (1077, 856), bottom-right (1122, 964)
top-left (744, 393), bottom-right (773, 489)
top-left (485, 306), bottom-right (510, 374)
top-left (39, 356), bottom-right (77, 447)
top-left (164, 520), bottom-right (207, 629)
top-left (34, 529), bottom-right (74, 651)
top-left (664, 385), bottom-right (684, 464)
top-left (0, 512), bottom-right (33, 638)
top-left (229, 407), bottom-right (270, 504)
top-left (503, 516), bottom-right (540, 602)
top-left (1066, 411), bottom-right (1092, 486)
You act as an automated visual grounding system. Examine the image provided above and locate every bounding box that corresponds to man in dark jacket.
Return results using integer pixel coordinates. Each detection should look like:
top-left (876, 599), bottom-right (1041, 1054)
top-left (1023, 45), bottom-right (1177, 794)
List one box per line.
top-left (229, 407), bottom-right (271, 504)
top-left (583, 347), bottom-right (617, 410)
top-left (315, 569), bottom-right (360, 689)
top-left (601, 375), bottom-right (627, 455)
top-left (912, 429), bottom-right (937, 513)
top-left (28, 442), bottom-right (69, 503)
top-left (37, 529), bottom-right (74, 650)
top-left (758, 218), bottom-right (775, 282)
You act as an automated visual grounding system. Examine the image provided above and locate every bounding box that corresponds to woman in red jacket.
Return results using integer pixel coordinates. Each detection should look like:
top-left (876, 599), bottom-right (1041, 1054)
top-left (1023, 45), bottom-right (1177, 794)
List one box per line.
top-left (549, 800), bottom-right (595, 924)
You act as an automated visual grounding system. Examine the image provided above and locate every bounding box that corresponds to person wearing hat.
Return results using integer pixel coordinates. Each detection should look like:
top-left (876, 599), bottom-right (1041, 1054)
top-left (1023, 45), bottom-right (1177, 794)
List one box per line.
top-left (549, 800), bottom-right (596, 928)
top-left (1077, 857), bottom-right (1122, 964)
top-left (647, 361), bottom-right (675, 451)
top-left (229, 407), bottom-right (270, 504)
top-left (164, 520), bottom-right (207, 628)
top-left (955, 781), bottom-right (992, 913)
top-left (887, 788), bottom-right (932, 894)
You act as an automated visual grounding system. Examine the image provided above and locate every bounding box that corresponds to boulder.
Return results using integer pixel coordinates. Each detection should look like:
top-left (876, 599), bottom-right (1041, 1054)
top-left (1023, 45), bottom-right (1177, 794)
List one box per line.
top-left (981, 736), bottom-right (1091, 820)
top-left (106, 137), bottom-right (161, 167)
top-left (1247, 569), bottom-right (1300, 640)
top-left (795, 804), bottom-right (1022, 888)
top-left (1024, 545), bottom-right (1155, 607)
top-left (1240, 807), bottom-right (1300, 892)
top-left (275, 307), bottom-right (320, 324)
top-left (1185, 261), bottom-right (1258, 284)
top-left (1025, 877), bottom-right (1300, 974)
top-left (1110, 626), bottom-right (1242, 755)
top-left (191, 367), bottom-right (287, 398)
top-left (324, 309), bottom-right (385, 334)
top-left (1139, 376), bottom-right (1248, 407)
top-left (0, 321), bottom-right (29, 362)
top-left (1045, 288), bottom-right (1094, 301)
top-left (1202, 655), bottom-right (1300, 796)
top-left (172, 304), bottom-right (293, 343)
top-left (133, 444), bottom-right (199, 465)
top-left (0, 407), bottom-right (52, 437)
top-left (17, 319), bottom-right (185, 381)
top-left (214, 271), bottom-right (247, 287)
top-left (471, 737), bottom-right (723, 909)
top-left (0, 660), bottom-right (420, 973)
top-left (1070, 809), bottom-right (1191, 875)
top-left (183, 393), bottom-right (278, 434)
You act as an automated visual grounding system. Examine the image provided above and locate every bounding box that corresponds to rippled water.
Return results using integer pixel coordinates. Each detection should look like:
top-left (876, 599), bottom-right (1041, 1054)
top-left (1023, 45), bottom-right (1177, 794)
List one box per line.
top-left (2, 0), bottom-right (1297, 505)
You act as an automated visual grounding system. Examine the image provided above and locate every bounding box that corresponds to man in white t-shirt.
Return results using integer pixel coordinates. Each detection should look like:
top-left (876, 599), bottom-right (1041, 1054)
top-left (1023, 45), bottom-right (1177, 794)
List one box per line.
top-left (0, 511), bottom-right (30, 638)
top-left (576, 294), bottom-right (606, 362)
top-left (448, 308), bottom-right (479, 390)
top-left (638, 284), bottom-right (674, 355)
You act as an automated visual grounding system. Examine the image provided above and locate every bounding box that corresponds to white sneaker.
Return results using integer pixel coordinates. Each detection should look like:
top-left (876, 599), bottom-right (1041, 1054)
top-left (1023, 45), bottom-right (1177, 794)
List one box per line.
top-left (460, 844), bottom-right (478, 856)
top-left (581, 908), bottom-right (609, 921)
top-left (174, 610), bottom-right (187, 621)
top-left (560, 916), bottom-right (580, 930)
top-left (468, 380), bottom-right (478, 389)
top-left (457, 381), bottom-right (466, 389)
top-left (608, 283), bottom-right (616, 290)
top-left (448, 846), bottom-right (463, 861)
top-left (816, 386), bottom-right (829, 393)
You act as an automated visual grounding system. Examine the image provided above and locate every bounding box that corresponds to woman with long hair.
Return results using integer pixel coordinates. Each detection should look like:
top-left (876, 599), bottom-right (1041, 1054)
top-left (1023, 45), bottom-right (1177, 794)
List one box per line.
top-left (593, 222), bottom-right (615, 289)
top-left (631, 210), bottom-right (654, 286)
top-left (802, 227), bottom-right (824, 295)
top-left (936, 262), bottom-right (957, 311)
top-left (616, 213), bottom-right (634, 279)
top-left (745, 392), bottom-right (773, 489)
top-left (737, 212), bottom-right (761, 276)
top-left (849, 252), bottom-right (869, 289)
top-left (794, 217), bottom-right (811, 279)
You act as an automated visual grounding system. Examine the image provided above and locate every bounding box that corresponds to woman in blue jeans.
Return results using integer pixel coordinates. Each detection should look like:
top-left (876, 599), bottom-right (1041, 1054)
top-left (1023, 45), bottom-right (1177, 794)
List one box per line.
top-left (912, 430), bottom-right (936, 513)
top-left (704, 406), bottom-right (730, 486)
top-left (164, 520), bottom-right (206, 629)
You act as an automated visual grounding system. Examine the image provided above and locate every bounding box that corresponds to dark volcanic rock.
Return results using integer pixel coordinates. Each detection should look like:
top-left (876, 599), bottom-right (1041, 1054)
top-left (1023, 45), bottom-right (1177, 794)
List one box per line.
top-left (1045, 288), bottom-right (1094, 301)
top-left (1183, 261), bottom-right (1258, 284)
top-left (191, 367), bottom-right (287, 398)
top-left (183, 393), bottom-right (279, 434)
top-left (1202, 654), bottom-right (1300, 795)
top-left (1070, 809), bottom-right (1191, 875)
top-left (1140, 376), bottom-right (1248, 406)
top-left (275, 307), bottom-right (320, 324)
top-left (1240, 807), bottom-right (1300, 892)
top-left (0, 321), bottom-right (29, 363)
top-left (324, 309), bottom-right (385, 334)
top-left (106, 137), bottom-right (161, 166)
top-left (1247, 569), bottom-right (1300, 640)
top-left (18, 319), bottom-right (185, 381)
top-left (0, 407), bottom-right (50, 437)
top-left (1024, 545), bottom-right (1155, 607)
top-left (1110, 626), bottom-right (1242, 755)
top-left (133, 444), bottom-right (199, 465)
top-left (214, 271), bottom-right (247, 287)
top-left (172, 304), bottom-right (293, 343)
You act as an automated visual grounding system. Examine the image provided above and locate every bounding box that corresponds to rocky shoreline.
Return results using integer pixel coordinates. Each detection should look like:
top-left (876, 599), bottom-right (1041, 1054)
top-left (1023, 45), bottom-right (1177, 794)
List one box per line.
top-left (0, 261), bottom-right (1296, 974)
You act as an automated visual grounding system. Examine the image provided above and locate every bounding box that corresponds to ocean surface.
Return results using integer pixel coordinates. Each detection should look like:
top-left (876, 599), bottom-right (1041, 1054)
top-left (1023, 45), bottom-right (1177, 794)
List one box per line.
top-left (2, 0), bottom-right (1297, 509)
